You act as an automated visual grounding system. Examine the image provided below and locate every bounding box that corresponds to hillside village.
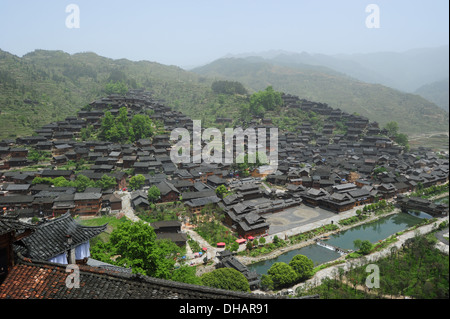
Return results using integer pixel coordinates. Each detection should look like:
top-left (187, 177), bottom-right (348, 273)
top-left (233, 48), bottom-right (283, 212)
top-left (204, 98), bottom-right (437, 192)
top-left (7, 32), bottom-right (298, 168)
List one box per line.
top-left (0, 89), bottom-right (448, 298)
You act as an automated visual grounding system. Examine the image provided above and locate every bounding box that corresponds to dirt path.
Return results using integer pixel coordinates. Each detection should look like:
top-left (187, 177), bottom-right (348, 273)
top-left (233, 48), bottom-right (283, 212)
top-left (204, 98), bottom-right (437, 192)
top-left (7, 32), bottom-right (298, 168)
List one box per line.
top-left (408, 131), bottom-right (449, 141)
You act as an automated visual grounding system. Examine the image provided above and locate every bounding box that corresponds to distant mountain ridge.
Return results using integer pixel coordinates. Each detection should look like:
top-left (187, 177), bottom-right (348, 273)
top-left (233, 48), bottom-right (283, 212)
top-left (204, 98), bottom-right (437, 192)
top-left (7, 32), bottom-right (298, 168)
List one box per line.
top-left (191, 56), bottom-right (449, 135)
top-left (219, 46), bottom-right (449, 93)
top-left (414, 79), bottom-right (449, 112)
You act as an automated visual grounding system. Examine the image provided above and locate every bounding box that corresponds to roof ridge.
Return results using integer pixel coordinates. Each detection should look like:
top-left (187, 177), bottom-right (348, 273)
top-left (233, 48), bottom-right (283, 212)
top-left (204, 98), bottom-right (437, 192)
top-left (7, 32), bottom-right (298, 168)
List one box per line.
top-left (11, 256), bottom-right (286, 299)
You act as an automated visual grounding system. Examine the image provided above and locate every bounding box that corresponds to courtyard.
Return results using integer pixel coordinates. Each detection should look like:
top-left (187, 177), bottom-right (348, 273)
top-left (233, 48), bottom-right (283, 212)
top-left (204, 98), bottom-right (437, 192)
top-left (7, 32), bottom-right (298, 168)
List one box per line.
top-left (265, 204), bottom-right (336, 235)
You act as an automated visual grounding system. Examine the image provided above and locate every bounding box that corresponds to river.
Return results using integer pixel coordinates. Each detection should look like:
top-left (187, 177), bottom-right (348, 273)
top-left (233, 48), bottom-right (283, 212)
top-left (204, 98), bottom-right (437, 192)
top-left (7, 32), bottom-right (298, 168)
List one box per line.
top-left (248, 211), bottom-right (431, 275)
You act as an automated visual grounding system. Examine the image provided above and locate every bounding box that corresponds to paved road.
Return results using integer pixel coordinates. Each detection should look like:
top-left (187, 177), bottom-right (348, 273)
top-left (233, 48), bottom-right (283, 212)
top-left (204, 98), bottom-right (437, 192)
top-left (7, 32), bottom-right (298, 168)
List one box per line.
top-left (435, 227), bottom-right (449, 245)
top-left (118, 191), bottom-right (140, 222)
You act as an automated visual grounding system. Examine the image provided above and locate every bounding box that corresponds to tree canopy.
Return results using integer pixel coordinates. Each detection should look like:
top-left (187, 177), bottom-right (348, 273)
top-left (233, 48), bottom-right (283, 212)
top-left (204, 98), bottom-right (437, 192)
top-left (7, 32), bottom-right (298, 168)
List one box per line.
top-left (108, 220), bottom-right (181, 279)
top-left (383, 121), bottom-right (409, 151)
top-left (32, 174), bottom-right (116, 192)
top-left (147, 185), bottom-right (161, 203)
top-left (104, 80), bottom-right (128, 95)
top-left (248, 86), bottom-right (283, 117)
top-left (211, 80), bottom-right (247, 95)
top-left (99, 107), bottom-right (154, 143)
top-left (384, 121), bottom-right (399, 136)
top-left (129, 174), bottom-right (146, 191)
top-left (200, 268), bottom-right (250, 292)
top-left (289, 254), bottom-right (314, 281)
top-left (353, 239), bottom-right (373, 255)
top-left (215, 185), bottom-right (228, 199)
top-left (267, 262), bottom-right (297, 288)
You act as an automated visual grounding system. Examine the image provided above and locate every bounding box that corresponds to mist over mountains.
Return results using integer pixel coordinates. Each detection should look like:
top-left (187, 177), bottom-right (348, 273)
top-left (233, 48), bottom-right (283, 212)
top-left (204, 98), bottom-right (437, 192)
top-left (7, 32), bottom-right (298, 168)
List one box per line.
top-left (213, 46), bottom-right (449, 111)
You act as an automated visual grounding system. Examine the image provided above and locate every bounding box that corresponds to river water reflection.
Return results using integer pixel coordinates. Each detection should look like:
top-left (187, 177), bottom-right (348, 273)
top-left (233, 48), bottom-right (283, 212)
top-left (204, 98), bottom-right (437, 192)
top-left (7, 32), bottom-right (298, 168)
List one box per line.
top-left (248, 212), bottom-right (431, 275)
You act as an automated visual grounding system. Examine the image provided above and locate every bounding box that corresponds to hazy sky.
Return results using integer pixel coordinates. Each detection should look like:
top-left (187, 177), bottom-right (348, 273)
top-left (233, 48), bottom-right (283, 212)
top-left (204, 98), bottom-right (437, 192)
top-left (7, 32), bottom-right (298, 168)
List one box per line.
top-left (0, 0), bottom-right (448, 68)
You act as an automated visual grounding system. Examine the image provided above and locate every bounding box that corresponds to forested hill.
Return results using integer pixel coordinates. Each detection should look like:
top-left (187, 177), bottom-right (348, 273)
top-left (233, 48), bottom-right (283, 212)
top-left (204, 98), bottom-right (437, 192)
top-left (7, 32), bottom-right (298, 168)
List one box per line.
top-left (0, 49), bottom-right (219, 140)
top-left (0, 48), bottom-right (448, 141)
top-left (191, 57), bottom-right (449, 136)
top-left (414, 79), bottom-right (449, 112)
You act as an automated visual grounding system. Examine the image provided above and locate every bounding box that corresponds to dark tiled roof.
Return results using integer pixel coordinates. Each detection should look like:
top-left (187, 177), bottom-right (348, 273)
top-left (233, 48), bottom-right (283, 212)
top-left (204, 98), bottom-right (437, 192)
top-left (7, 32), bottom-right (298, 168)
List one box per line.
top-left (157, 180), bottom-right (180, 195)
top-left (15, 212), bottom-right (107, 261)
top-left (185, 196), bottom-right (221, 208)
top-left (0, 216), bottom-right (35, 236)
top-left (74, 192), bottom-right (102, 201)
top-left (0, 259), bottom-right (291, 299)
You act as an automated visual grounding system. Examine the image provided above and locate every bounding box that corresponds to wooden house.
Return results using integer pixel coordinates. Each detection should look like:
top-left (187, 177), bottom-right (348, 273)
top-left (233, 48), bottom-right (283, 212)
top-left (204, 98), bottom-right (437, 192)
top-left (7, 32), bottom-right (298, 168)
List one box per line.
top-left (184, 195), bottom-right (221, 214)
top-left (73, 192), bottom-right (102, 216)
top-left (156, 180), bottom-right (180, 203)
top-left (236, 212), bottom-right (269, 239)
top-left (300, 188), bottom-right (329, 207)
top-left (319, 193), bottom-right (355, 213)
top-left (9, 148), bottom-right (28, 158)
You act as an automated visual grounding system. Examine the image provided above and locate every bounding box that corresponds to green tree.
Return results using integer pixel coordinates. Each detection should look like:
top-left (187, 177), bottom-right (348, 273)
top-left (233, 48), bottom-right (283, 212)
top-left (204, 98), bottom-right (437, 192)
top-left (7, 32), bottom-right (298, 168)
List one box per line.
top-left (248, 86), bottom-right (283, 117)
top-left (109, 220), bottom-right (158, 275)
top-left (259, 236), bottom-right (266, 245)
top-left (52, 176), bottom-right (74, 188)
top-left (74, 174), bottom-right (95, 192)
top-left (80, 124), bottom-right (94, 141)
top-left (32, 176), bottom-right (54, 185)
top-left (200, 268), bottom-right (250, 292)
top-left (147, 185), bottom-right (161, 203)
top-left (99, 111), bottom-right (116, 141)
top-left (353, 239), bottom-right (373, 255)
top-left (116, 107), bottom-right (128, 127)
top-left (230, 241), bottom-right (239, 252)
top-left (215, 185), bottom-right (228, 199)
top-left (260, 274), bottom-right (274, 291)
top-left (267, 262), bottom-right (297, 288)
top-left (171, 265), bottom-right (202, 285)
top-left (373, 166), bottom-right (387, 175)
top-left (211, 80), bottom-right (247, 95)
top-left (152, 239), bottom-right (183, 279)
top-left (98, 107), bottom-right (153, 143)
top-left (131, 114), bottom-right (154, 141)
top-left (129, 174), bottom-right (146, 191)
top-left (395, 133), bottom-right (410, 151)
top-left (360, 240), bottom-right (373, 255)
top-left (384, 121), bottom-right (399, 137)
top-left (95, 174), bottom-right (117, 190)
top-left (27, 149), bottom-right (50, 163)
top-left (109, 220), bottom-right (179, 278)
top-left (289, 254), bottom-right (314, 281)
top-left (104, 80), bottom-right (128, 95)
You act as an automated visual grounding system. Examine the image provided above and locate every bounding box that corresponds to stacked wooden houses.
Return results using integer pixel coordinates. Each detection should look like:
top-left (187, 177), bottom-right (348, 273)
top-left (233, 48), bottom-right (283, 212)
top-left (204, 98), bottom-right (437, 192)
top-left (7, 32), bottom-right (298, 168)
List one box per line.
top-left (0, 90), bottom-right (448, 241)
